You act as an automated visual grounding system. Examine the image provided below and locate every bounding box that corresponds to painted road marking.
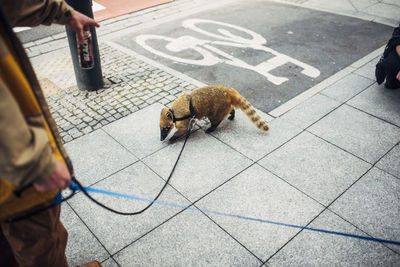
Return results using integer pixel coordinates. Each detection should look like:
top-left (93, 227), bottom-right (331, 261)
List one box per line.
top-left (107, 39), bottom-right (383, 119)
top-left (92, 1), bottom-right (106, 12)
top-left (106, 40), bottom-right (206, 88)
top-left (136, 19), bottom-right (320, 85)
top-left (13, 27), bottom-right (31, 33)
top-left (114, 0), bottom-right (391, 113)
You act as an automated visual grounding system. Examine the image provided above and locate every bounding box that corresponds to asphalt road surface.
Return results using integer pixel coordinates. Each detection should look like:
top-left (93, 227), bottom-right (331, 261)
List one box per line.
top-left (115, 1), bottom-right (393, 113)
top-left (17, 24), bottom-right (65, 43)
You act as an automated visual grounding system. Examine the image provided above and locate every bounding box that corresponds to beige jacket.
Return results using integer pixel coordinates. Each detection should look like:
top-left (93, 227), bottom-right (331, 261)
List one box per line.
top-left (2, 0), bottom-right (74, 27)
top-left (0, 0), bottom-right (74, 219)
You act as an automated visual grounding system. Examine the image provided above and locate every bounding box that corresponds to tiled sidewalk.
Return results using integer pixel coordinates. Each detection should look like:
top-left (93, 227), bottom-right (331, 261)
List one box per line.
top-left (21, 0), bottom-right (400, 265)
top-left (62, 54), bottom-right (400, 266)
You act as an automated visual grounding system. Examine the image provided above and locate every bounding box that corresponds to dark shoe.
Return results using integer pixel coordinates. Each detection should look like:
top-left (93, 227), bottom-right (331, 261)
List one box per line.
top-left (384, 79), bottom-right (400, 89)
top-left (375, 65), bottom-right (386, 84)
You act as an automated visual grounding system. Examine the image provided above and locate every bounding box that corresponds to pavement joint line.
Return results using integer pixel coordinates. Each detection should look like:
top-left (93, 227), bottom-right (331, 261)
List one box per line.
top-left (63, 201), bottom-right (114, 260)
top-left (268, 45), bottom-right (384, 118)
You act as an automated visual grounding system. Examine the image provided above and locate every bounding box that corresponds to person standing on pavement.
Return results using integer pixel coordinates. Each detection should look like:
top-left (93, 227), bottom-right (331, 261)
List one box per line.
top-left (375, 24), bottom-right (400, 89)
top-left (0, 0), bottom-right (100, 266)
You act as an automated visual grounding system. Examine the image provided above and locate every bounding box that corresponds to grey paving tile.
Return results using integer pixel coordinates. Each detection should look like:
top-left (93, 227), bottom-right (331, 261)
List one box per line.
top-left (376, 143), bottom-right (400, 179)
top-left (65, 129), bottom-right (138, 185)
top-left (308, 104), bottom-right (400, 164)
top-left (210, 110), bottom-right (301, 161)
top-left (320, 73), bottom-right (374, 102)
top-left (364, 2), bottom-right (400, 22)
top-left (143, 130), bottom-right (253, 202)
top-left (196, 164), bottom-right (324, 261)
top-left (101, 257), bottom-right (119, 267)
top-left (347, 83), bottom-right (400, 127)
top-left (114, 208), bottom-right (262, 266)
top-left (280, 93), bottom-right (341, 129)
top-left (68, 161), bottom-right (190, 254)
top-left (330, 167), bottom-right (400, 253)
top-left (103, 103), bottom-right (168, 159)
top-left (259, 131), bottom-right (371, 206)
top-left (304, 0), bottom-right (355, 13)
top-left (61, 203), bottom-right (110, 267)
top-left (267, 209), bottom-right (400, 266)
top-left (354, 58), bottom-right (378, 79)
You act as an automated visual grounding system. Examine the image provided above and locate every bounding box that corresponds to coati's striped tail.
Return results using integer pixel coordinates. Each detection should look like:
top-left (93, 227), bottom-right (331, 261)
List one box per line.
top-left (236, 96), bottom-right (269, 132)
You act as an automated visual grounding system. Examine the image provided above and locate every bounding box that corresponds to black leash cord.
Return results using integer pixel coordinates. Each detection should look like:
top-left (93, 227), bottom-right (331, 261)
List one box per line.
top-left (5, 118), bottom-right (194, 222)
top-left (72, 118), bottom-right (195, 216)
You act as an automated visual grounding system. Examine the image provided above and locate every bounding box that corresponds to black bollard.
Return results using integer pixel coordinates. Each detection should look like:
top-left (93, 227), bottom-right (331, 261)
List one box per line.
top-left (65, 0), bottom-right (103, 91)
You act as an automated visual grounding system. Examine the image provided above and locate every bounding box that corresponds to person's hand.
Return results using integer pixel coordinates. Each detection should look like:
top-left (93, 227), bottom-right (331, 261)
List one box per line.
top-left (397, 71), bottom-right (400, 81)
top-left (33, 160), bottom-right (71, 192)
top-left (67, 10), bottom-right (100, 45)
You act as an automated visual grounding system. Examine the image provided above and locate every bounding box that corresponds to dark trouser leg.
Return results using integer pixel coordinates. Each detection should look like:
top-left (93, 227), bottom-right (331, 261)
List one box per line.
top-left (385, 74), bottom-right (400, 89)
top-left (1, 205), bottom-right (68, 267)
top-left (0, 228), bottom-right (18, 267)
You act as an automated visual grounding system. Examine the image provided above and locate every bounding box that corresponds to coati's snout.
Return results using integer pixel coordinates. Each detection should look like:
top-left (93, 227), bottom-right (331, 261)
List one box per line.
top-left (160, 126), bottom-right (171, 141)
top-left (160, 107), bottom-right (174, 141)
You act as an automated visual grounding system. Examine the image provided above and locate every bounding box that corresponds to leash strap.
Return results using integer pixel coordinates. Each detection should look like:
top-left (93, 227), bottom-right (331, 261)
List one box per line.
top-left (71, 181), bottom-right (400, 247)
top-left (5, 117), bottom-right (195, 222)
top-left (69, 117), bottom-right (196, 216)
top-left (169, 98), bottom-right (195, 123)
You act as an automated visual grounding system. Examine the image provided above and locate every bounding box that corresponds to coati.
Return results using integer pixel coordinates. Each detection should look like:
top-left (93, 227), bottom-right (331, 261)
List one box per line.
top-left (159, 85), bottom-right (269, 142)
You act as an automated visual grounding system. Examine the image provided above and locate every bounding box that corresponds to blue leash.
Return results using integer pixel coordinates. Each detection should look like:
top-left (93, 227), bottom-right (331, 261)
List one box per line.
top-left (69, 181), bottom-right (400, 247)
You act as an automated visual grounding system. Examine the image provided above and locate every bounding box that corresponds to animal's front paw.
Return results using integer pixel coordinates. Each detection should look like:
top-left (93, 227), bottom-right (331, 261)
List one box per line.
top-left (168, 136), bottom-right (178, 143)
top-left (169, 134), bottom-right (185, 143)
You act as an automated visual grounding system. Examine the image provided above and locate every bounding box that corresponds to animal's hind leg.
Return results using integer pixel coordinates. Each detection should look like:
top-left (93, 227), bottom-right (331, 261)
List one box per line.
top-left (206, 124), bottom-right (220, 133)
top-left (228, 108), bottom-right (235, 120)
top-left (206, 118), bottom-right (222, 133)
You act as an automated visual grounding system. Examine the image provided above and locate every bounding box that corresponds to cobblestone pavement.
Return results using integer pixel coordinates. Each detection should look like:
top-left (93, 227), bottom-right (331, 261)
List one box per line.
top-left (45, 44), bottom-right (196, 143)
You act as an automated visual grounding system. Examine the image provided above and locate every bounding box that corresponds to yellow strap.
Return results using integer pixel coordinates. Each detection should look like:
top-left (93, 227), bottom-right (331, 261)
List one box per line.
top-left (0, 52), bottom-right (63, 161)
top-left (0, 52), bottom-right (60, 220)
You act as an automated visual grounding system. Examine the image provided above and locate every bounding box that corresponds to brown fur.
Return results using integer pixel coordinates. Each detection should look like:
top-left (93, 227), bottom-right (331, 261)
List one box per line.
top-left (160, 85), bottom-right (269, 141)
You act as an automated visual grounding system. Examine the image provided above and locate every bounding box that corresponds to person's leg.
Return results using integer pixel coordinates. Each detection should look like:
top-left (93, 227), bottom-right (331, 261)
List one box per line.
top-left (383, 50), bottom-right (400, 89)
top-left (384, 69), bottom-right (400, 89)
top-left (1, 205), bottom-right (68, 267)
top-left (0, 227), bottom-right (19, 267)
top-left (376, 58), bottom-right (386, 85)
